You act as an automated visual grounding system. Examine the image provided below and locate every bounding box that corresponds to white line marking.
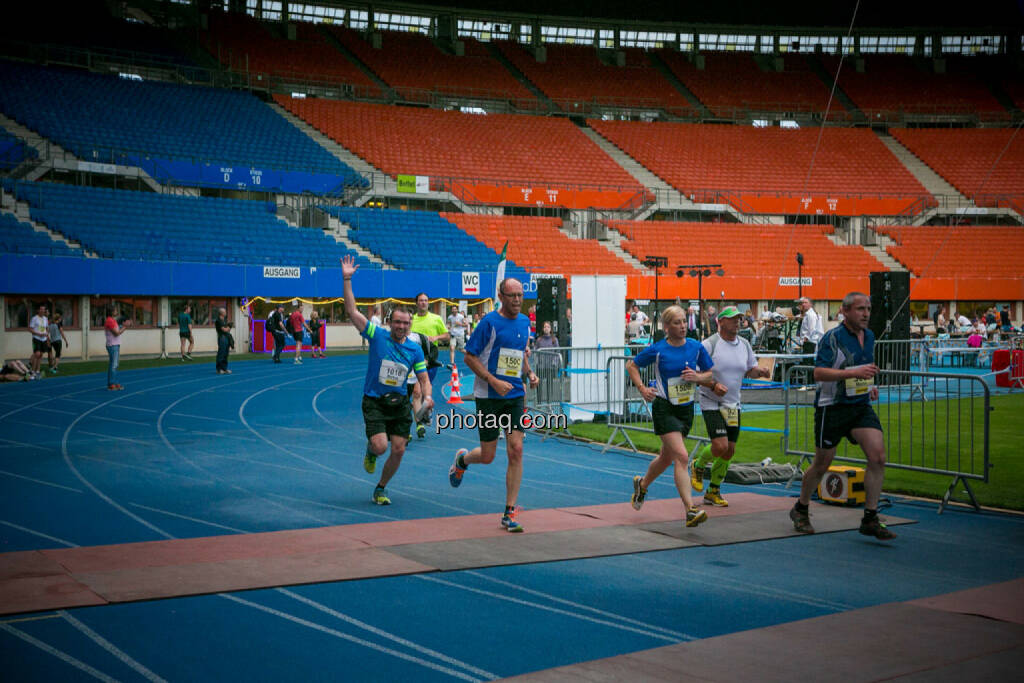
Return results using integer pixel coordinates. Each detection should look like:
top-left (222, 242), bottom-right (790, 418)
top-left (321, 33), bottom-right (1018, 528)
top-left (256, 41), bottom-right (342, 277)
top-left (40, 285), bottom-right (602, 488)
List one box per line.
top-left (278, 588), bottom-right (498, 679)
top-left (0, 438), bottom-right (56, 451)
top-left (464, 571), bottom-right (691, 640)
top-left (416, 575), bottom-right (683, 643)
top-left (0, 468), bottom-right (82, 492)
top-left (127, 503), bottom-right (252, 534)
top-left (0, 520), bottom-right (78, 547)
top-left (0, 623), bottom-right (117, 682)
top-left (78, 431), bottom-right (161, 447)
top-left (170, 412), bottom-right (236, 423)
top-left (219, 593), bottom-right (486, 682)
top-left (74, 455), bottom-right (215, 484)
top-left (264, 493), bottom-right (394, 520)
top-left (59, 611), bottom-right (168, 683)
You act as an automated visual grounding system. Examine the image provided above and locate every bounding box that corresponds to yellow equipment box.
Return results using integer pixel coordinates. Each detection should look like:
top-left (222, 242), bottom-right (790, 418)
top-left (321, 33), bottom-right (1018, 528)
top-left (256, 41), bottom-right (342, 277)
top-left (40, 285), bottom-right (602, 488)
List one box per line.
top-left (818, 465), bottom-right (866, 506)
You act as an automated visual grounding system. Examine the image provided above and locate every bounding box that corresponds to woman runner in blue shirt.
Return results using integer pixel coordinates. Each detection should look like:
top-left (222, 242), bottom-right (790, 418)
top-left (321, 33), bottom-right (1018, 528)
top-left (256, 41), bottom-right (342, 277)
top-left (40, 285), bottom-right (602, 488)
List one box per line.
top-left (626, 304), bottom-right (715, 528)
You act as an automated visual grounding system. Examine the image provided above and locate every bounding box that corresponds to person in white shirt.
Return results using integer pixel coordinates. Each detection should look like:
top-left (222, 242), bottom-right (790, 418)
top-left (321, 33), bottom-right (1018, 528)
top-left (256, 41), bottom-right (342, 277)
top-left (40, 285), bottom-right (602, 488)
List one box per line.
top-left (955, 312), bottom-right (972, 333)
top-left (28, 304), bottom-right (49, 378)
top-left (689, 307), bottom-right (771, 506)
top-left (447, 308), bottom-right (468, 365)
top-left (797, 297), bottom-right (824, 354)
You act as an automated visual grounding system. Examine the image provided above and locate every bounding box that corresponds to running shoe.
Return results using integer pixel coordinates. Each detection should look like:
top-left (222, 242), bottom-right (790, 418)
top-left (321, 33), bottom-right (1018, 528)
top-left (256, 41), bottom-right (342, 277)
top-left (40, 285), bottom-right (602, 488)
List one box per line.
top-left (704, 489), bottom-right (729, 507)
top-left (790, 504), bottom-right (814, 534)
top-left (859, 515), bottom-right (896, 540)
top-left (690, 457), bottom-right (705, 493)
top-left (372, 487), bottom-right (391, 505)
top-left (631, 475), bottom-right (647, 511)
top-left (685, 507), bottom-right (708, 527)
top-left (363, 447), bottom-right (377, 474)
top-left (185, 354), bottom-right (193, 360)
top-left (449, 448), bottom-right (467, 487)
top-left (501, 507), bottom-right (524, 533)
top-left (49, 367), bottom-right (57, 374)
top-left (416, 424), bottom-right (426, 439)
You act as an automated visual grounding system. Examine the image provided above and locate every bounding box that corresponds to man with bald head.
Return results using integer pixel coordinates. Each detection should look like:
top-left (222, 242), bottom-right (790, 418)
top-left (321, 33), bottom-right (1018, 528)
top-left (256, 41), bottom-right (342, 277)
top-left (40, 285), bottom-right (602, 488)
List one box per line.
top-left (448, 277), bottom-right (539, 532)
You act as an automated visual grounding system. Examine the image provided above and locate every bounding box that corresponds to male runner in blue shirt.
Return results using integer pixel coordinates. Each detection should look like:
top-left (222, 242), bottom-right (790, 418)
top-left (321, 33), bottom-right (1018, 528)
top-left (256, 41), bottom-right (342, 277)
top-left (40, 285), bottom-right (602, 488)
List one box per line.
top-left (341, 255), bottom-right (432, 506)
top-left (448, 277), bottom-right (539, 532)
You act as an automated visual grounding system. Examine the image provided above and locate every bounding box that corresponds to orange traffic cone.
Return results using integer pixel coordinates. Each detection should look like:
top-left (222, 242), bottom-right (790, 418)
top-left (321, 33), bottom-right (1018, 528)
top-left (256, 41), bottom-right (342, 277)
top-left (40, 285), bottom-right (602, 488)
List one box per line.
top-left (448, 365), bottom-right (463, 404)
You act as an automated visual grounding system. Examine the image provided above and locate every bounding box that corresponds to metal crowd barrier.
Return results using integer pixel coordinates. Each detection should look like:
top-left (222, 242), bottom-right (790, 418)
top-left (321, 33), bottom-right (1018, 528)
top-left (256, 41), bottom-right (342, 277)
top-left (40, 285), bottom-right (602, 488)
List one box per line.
top-left (782, 365), bottom-right (991, 513)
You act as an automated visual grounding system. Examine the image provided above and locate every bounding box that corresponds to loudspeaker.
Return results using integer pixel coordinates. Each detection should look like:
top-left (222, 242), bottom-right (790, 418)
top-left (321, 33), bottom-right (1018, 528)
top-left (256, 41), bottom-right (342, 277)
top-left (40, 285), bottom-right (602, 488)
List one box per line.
top-left (869, 271), bottom-right (911, 378)
top-left (536, 277), bottom-right (568, 347)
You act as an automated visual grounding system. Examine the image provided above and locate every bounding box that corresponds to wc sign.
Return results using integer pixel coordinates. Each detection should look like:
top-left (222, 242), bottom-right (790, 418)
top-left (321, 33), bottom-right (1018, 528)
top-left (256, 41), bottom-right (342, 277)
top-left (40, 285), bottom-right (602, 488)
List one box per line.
top-left (461, 271), bottom-right (480, 296)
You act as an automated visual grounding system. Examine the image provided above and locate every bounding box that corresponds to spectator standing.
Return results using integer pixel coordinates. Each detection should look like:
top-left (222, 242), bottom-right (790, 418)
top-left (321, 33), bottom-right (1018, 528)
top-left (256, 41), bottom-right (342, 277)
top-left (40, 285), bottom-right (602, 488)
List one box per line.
top-left (1000, 305), bottom-right (1012, 332)
top-left (104, 305), bottom-right (130, 390)
top-left (47, 313), bottom-right (69, 373)
top-left (267, 304), bottom-right (287, 363)
top-left (308, 310), bottom-right (324, 359)
top-left (797, 297), bottom-right (824, 354)
top-left (215, 308), bottom-right (232, 374)
top-left (28, 304), bottom-right (48, 379)
top-left (447, 307), bottom-right (468, 366)
top-left (288, 303), bottom-right (308, 364)
top-left (178, 303), bottom-right (194, 360)
top-left (410, 292), bottom-right (448, 438)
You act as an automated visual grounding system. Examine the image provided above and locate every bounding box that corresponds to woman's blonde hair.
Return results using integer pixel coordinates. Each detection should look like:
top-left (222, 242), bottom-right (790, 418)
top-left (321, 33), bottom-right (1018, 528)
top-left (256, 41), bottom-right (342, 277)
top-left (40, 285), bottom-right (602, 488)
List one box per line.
top-left (660, 305), bottom-right (686, 328)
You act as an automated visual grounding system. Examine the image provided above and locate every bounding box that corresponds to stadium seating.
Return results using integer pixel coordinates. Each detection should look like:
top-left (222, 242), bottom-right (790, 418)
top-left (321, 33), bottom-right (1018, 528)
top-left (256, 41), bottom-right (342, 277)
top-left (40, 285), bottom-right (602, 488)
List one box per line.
top-left (589, 120), bottom-right (930, 213)
top-left (322, 27), bottom-right (533, 102)
top-left (10, 181), bottom-right (376, 268)
top-left (0, 212), bottom-right (82, 258)
top-left (888, 128), bottom-right (1024, 207)
top-left (0, 61), bottom-right (365, 192)
top-left (497, 43), bottom-right (692, 114)
top-left (659, 52), bottom-right (838, 117)
top-left (322, 207), bottom-right (529, 277)
top-left (607, 220), bottom-right (887, 277)
top-left (876, 225), bottom-right (1024, 278)
top-left (822, 55), bottom-right (1008, 119)
top-left (441, 213), bottom-right (636, 275)
top-left (202, 13), bottom-right (381, 96)
top-left (277, 97), bottom-right (643, 207)
top-left (0, 127), bottom-right (37, 171)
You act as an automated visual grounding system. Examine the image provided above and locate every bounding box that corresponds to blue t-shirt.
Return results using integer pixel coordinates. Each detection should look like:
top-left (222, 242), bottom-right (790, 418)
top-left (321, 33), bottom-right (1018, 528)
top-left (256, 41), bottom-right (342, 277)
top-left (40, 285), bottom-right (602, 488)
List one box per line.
top-left (632, 338), bottom-right (713, 405)
top-left (466, 311), bottom-right (531, 399)
top-left (814, 323), bottom-right (875, 407)
top-left (361, 322), bottom-right (427, 397)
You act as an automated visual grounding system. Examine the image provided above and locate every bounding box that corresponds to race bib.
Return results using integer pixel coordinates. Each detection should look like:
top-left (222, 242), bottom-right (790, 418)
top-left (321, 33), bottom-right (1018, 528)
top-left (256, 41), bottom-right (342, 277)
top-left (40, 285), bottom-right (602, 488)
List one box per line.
top-left (496, 348), bottom-right (524, 378)
top-left (666, 376), bottom-right (695, 405)
top-left (719, 405), bottom-right (740, 427)
top-left (845, 376), bottom-right (874, 396)
top-left (378, 359), bottom-right (407, 387)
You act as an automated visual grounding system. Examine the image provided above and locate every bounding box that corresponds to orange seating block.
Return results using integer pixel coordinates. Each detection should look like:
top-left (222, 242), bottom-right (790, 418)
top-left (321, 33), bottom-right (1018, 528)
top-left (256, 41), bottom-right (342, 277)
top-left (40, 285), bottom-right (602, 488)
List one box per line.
top-left (876, 225), bottom-right (1024, 278)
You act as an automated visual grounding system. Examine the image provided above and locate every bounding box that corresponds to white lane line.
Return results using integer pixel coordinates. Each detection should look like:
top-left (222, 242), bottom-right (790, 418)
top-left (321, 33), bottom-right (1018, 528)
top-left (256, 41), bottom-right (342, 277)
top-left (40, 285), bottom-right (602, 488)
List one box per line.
top-left (0, 438), bottom-right (57, 451)
top-left (77, 431), bottom-right (163, 447)
top-left (278, 588), bottom-right (498, 680)
top-left (32, 406), bottom-right (81, 416)
top-left (170, 412), bottom-right (236, 424)
top-left (0, 623), bottom-right (117, 682)
top-left (127, 503), bottom-right (252, 534)
top-left (464, 571), bottom-right (692, 641)
top-left (188, 450), bottom-right (325, 476)
top-left (264, 493), bottom-right (394, 520)
top-left (75, 455), bottom-right (216, 484)
top-left (113, 404), bottom-right (159, 413)
top-left (0, 520), bottom-right (78, 548)
top-left (0, 468), bottom-right (82, 493)
top-left (85, 415), bottom-right (153, 427)
top-left (416, 575), bottom-right (683, 643)
top-left (59, 611), bottom-right (168, 683)
top-left (218, 593), bottom-right (485, 682)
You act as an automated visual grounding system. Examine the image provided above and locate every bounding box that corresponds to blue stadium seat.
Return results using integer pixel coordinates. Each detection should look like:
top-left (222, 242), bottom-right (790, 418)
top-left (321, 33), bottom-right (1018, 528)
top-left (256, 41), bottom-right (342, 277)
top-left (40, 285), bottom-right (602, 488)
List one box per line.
top-left (10, 181), bottom-right (378, 268)
top-left (0, 61), bottom-right (367, 193)
top-left (0, 212), bottom-right (82, 257)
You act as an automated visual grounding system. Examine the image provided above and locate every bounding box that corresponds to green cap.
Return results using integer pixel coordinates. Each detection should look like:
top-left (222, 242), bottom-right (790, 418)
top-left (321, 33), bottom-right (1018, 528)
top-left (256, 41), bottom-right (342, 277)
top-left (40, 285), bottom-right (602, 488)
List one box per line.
top-left (718, 306), bottom-right (743, 320)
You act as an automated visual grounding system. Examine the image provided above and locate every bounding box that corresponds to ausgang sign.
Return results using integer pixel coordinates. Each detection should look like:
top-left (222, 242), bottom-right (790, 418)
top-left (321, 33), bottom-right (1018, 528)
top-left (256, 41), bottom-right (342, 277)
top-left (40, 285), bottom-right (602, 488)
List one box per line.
top-left (263, 266), bottom-right (301, 279)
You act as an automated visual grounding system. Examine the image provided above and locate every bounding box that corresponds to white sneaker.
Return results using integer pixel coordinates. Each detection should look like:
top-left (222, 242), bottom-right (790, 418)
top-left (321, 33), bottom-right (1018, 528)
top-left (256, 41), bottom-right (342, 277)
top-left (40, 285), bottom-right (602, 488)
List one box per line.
top-left (294, 359), bottom-right (302, 364)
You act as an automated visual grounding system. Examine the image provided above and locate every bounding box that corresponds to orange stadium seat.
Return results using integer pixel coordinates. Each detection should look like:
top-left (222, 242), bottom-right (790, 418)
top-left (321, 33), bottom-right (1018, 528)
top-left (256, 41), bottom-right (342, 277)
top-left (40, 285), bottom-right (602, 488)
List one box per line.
top-left (822, 55), bottom-right (1009, 120)
top-left (322, 27), bottom-right (534, 102)
top-left (659, 52), bottom-right (839, 117)
top-left (888, 128), bottom-right (1024, 208)
top-left (498, 43), bottom-right (693, 114)
top-left (876, 225), bottom-right (1024, 278)
top-left (201, 12), bottom-right (381, 96)
top-left (589, 120), bottom-right (930, 214)
top-left (441, 213), bottom-right (637, 275)
top-left (607, 221), bottom-right (887, 279)
top-left (275, 97), bottom-right (644, 209)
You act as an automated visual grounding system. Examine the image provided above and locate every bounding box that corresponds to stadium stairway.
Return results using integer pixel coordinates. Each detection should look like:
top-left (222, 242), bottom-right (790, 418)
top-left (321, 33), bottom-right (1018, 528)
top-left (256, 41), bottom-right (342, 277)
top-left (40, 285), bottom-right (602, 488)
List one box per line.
top-left (0, 188), bottom-right (92, 257)
top-left (316, 24), bottom-right (397, 100)
top-left (874, 130), bottom-right (973, 213)
top-left (579, 126), bottom-right (703, 219)
top-left (645, 52), bottom-right (709, 115)
top-left (804, 54), bottom-right (864, 121)
top-left (318, 211), bottom-right (395, 270)
top-left (483, 42), bottom-right (555, 111)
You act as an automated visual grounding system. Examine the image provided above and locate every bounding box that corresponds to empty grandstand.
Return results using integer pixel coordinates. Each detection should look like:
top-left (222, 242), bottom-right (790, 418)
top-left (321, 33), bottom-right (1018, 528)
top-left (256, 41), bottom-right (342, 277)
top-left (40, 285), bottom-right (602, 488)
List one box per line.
top-left (0, 212), bottom-right (82, 258)
top-left (877, 225), bottom-right (1024, 278)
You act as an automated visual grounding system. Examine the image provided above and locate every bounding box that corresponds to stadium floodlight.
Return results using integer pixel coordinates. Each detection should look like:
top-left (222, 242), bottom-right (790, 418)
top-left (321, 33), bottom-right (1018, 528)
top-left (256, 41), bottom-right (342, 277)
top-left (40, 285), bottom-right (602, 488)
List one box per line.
top-left (677, 264), bottom-right (724, 340)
